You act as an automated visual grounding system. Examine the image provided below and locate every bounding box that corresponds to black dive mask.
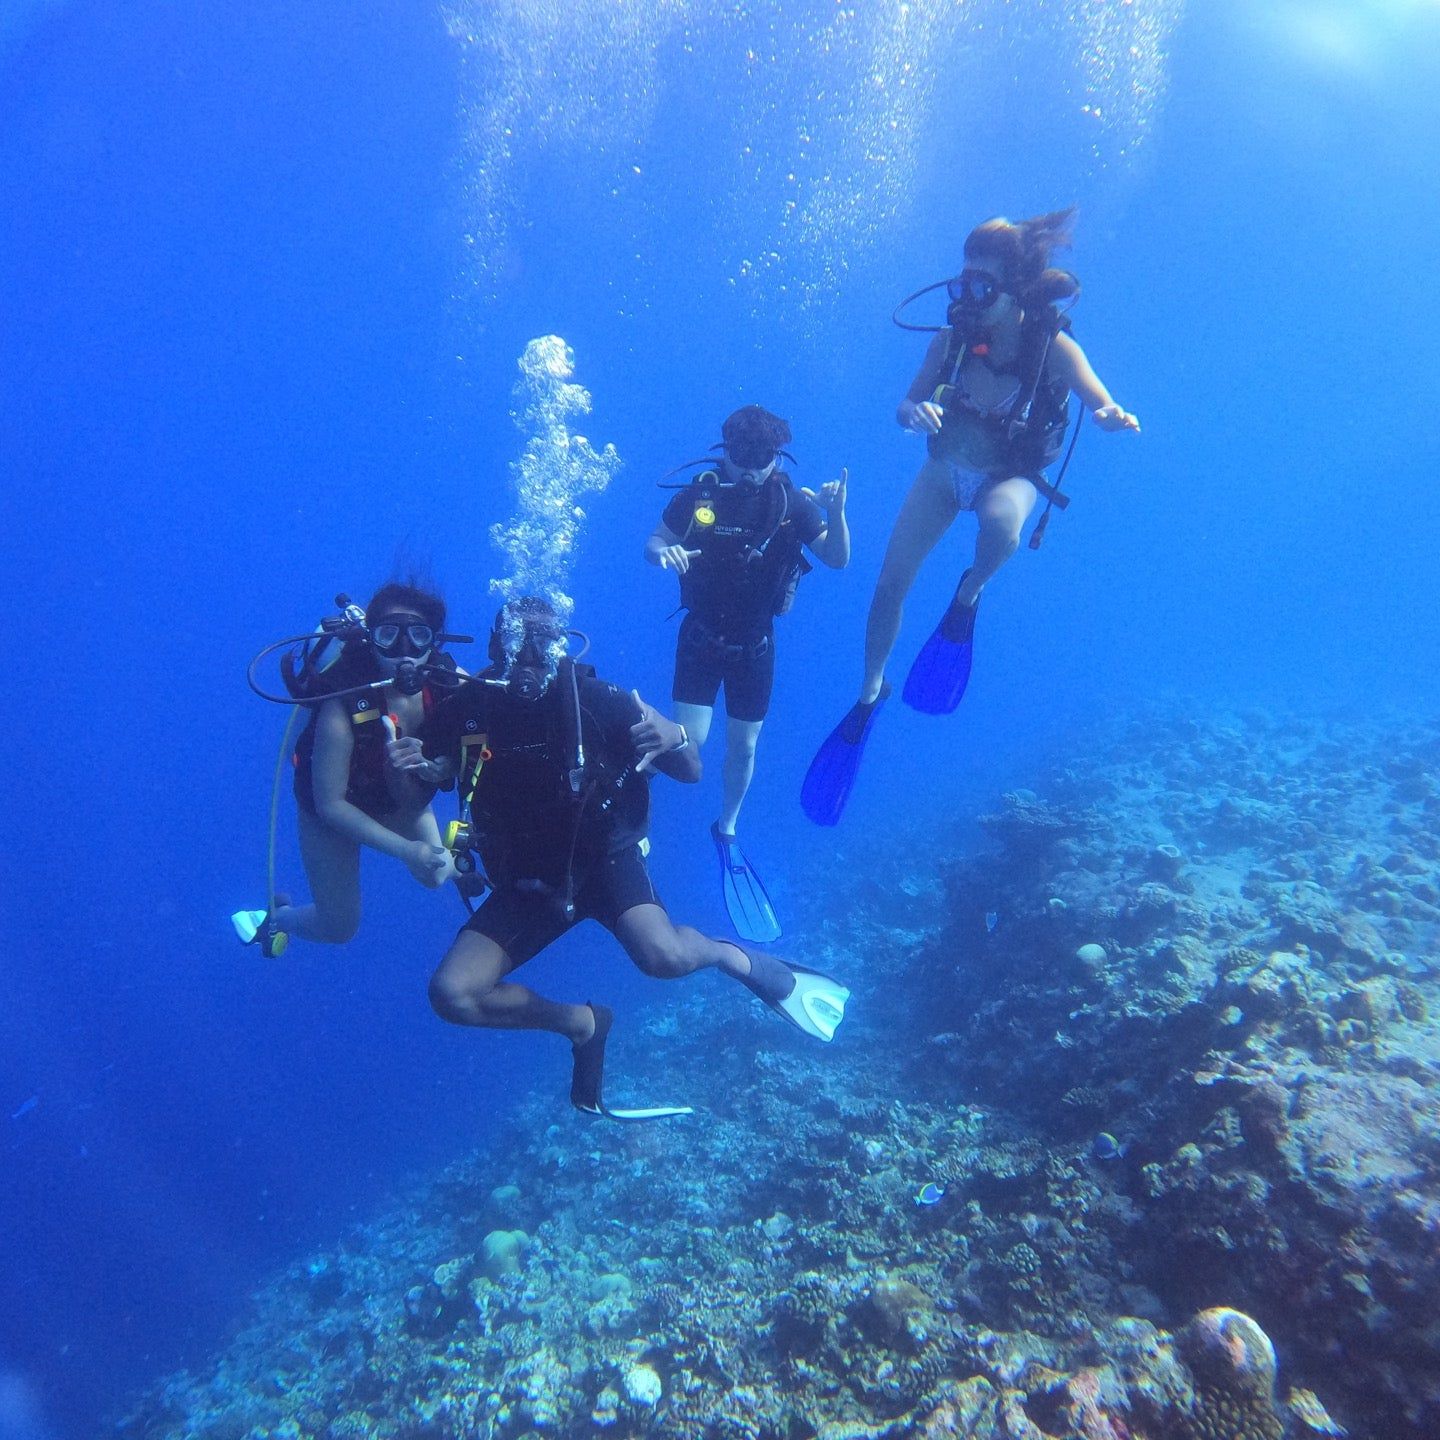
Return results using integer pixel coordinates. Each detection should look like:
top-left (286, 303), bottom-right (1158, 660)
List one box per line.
top-left (725, 440), bottom-right (777, 473)
top-left (370, 620), bottom-right (435, 659)
top-left (946, 270), bottom-right (1012, 329)
top-left (948, 269), bottom-right (1005, 310)
top-left (492, 599), bottom-right (566, 702)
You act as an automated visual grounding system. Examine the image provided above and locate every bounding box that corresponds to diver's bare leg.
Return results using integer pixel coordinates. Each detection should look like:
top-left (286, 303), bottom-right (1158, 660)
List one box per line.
top-left (862, 458), bottom-right (958, 701)
top-left (958, 475), bottom-right (1038, 607)
top-left (672, 700), bottom-right (714, 748)
top-left (718, 717), bottom-right (763, 834)
top-left (428, 930), bottom-right (593, 1042)
top-left (271, 807), bottom-right (363, 944)
top-left (613, 904), bottom-right (751, 981)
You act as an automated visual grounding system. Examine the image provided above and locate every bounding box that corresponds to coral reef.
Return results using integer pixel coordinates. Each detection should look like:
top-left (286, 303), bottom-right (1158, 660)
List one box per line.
top-left (119, 708), bottom-right (1440, 1439)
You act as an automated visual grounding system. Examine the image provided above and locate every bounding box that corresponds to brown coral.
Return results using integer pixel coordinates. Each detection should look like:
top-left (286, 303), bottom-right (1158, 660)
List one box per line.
top-left (1174, 1308), bottom-right (1283, 1440)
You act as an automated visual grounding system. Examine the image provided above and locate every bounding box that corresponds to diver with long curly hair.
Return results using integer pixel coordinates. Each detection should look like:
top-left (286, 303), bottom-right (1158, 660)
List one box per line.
top-left (802, 209), bottom-right (1139, 825)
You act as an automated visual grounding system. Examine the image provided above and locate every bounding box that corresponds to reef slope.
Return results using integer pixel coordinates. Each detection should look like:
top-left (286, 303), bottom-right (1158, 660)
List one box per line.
top-left (121, 709), bottom-right (1438, 1439)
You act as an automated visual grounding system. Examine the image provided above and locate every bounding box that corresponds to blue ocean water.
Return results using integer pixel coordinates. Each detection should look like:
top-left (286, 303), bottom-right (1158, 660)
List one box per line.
top-left (2, 2), bottom-right (1437, 1436)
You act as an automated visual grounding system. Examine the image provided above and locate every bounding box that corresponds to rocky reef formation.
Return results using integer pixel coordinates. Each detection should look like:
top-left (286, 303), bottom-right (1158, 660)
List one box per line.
top-left (120, 708), bottom-right (1439, 1439)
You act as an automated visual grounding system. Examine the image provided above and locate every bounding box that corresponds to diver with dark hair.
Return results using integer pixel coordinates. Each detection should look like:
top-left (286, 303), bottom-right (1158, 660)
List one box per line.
top-left (645, 404), bottom-right (850, 940)
top-left (391, 595), bottom-right (851, 1119)
top-left (232, 582), bottom-right (461, 955)
top-left (802, 209), bottom-right (1140, 825)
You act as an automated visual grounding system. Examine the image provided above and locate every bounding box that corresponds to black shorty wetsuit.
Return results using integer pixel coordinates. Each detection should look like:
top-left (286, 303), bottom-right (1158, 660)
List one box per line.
top-left (419, 670), bottom-right (662, 965)
top-left (662, 474), bottom-right (824, 723)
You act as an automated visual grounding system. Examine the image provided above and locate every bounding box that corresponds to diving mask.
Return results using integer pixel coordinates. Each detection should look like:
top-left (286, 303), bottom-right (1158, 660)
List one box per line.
top-left (725, 440), bottom-right (778, 473)
top-left (947, 269), bottom-right (1006, 310)
top-left (370, 620), bottom-right (435, 659)
top-left (493, 598), bottom-right (567, 701)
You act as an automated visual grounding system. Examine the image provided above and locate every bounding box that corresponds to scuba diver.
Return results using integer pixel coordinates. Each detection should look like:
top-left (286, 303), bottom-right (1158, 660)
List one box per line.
top-left (645, 404), bottom-right (850, 941)
top-left (232, 582), bottom-right (465, 956)
top-left (802, 209), bottom-right (1139, 826)
top-left (393, 596), bottom-right (851, 1120)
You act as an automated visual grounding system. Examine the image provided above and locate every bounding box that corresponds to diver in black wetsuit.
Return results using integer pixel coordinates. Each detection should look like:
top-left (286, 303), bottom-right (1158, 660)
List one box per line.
top-left (389, 597), bottom-right (851, 1118)
top-left (644, 405), bottom-right (850, 942)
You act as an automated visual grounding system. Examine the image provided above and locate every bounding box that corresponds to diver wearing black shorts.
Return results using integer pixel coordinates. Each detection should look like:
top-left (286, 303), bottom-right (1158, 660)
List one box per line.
top-left (645, 405), bottom-right (850, 942)
top-left (399, 597), bottom-right (851, 1119)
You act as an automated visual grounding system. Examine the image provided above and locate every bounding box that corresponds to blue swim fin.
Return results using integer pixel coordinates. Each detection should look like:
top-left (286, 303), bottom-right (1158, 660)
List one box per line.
top-left (712, 823), bottom-right (782, 943)
top-left (799, 682), bottom-right (891, 827)
top-left (903, 576), bottom-right (979, 715)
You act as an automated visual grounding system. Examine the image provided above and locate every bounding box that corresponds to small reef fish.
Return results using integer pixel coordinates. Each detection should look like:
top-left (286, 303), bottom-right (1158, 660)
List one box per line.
top-left (10, 1095), bottom-right (39, 1121)
top-left (985, 911), bottom-right (999, 933)
top-left (914, 1182), bottom-right (946, 1206)
top-left (1091, 1132), bottom-right (1127, 1161)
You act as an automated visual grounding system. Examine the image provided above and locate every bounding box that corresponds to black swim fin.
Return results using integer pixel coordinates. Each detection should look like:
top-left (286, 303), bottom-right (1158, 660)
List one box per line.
top-left (570, 1003), bottom-right (694, 1122)
top-left (903, 574), bottom-right (979, 715)
top-left (712, 822), bottom-right (782, 943)
top-left (799, 682), bottom-right (891, 827)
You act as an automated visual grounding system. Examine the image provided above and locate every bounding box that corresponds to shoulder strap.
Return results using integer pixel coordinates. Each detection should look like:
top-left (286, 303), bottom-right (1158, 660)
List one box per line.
top-left (349, 694), bottom-right (385, 729)
top-left (1005, 311), bottom-right (1065, 438)
top-left (747, 474), bottom-right (790, 560)
top-left (937, 325), bottom-right (970, 392)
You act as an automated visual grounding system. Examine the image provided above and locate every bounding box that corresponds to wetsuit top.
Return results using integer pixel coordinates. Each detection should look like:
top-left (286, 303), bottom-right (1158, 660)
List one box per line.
top-left (661, 473), bottom-right (824, 637)
top-left (419, 671), bottom-right (648, 891)
top-left (927, 316), bottom-right (1072, 476)
top-left (292, 651), bottom-right (450, 818)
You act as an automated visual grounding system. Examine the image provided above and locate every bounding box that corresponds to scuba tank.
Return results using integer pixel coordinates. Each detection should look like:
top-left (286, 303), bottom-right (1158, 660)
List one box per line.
top-left (281, 595), bottom-right (368, 701)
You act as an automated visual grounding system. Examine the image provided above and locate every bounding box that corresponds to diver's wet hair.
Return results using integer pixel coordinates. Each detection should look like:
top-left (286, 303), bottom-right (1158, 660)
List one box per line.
top-left (721, 404), bottom-right (792, 454)
top-left (964, 208), bottom-right (1079, 304)
top-left (366, 581), bottom-right (447, 631)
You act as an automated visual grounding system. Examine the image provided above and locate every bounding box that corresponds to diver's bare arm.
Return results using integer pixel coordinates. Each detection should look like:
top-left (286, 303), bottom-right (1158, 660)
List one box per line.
top-left (812, 510), bottom-right (850, 568)
top-left (897, 331), bottom-right (949, 428)
top-left (1050, 332), bottom-right (1113, 409)
top-left (1052, 333), bottom-right (1139, 431)
top-left (651, 738), bottom-right (702, 783)
top-left (645, 522), bottom-right (683, 566)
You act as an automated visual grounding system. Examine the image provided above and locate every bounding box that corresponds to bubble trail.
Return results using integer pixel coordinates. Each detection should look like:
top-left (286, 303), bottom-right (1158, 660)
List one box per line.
top-left (489, 335), bottom-right (622, 629)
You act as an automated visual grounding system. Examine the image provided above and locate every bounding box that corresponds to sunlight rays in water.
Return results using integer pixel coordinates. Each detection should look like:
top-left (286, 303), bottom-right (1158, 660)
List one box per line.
top-left (443, 0), bottom-right (1186, 315)
top-left (1246, 0), bottom-right (1440, 81)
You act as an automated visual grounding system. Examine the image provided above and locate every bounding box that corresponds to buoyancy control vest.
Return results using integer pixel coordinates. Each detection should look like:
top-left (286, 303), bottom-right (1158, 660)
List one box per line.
top-left (452, 660), bottom-right (642, 900)
top-left (292, 650), bottom-right (459, 816)
top-left (672, 471), bottom-right (813, 626)
top-left (928, 309), bottom-right (1074, 475)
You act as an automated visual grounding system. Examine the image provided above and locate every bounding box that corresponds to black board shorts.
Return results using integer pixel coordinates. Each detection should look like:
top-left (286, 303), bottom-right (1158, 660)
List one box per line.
top-left (672, 613), bottom-right (776, 724)
top-left (461, 843), bottom-right (663, 966)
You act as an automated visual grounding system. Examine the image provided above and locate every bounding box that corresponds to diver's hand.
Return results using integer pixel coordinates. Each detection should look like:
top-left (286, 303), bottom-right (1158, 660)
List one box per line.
top-left (404, 840), bottom-right (451, 889)
top-left (903, 399), bottom-right (944, 435)
top-left (1093, 403), bottom-right (1140, 433)
top-left (659, 545), bottom-right (702, 574)
top-left (629, 689), bottom-right (682, 773)
top-left (802, 467), bottom-right (848, 517)
top-left (386, 735), bottom-right (445, 784)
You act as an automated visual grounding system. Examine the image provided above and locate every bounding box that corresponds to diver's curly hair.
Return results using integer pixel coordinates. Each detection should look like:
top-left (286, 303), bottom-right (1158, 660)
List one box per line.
top-left (721, 404), bottom-right (792, 453)
top-left (366, 580), bottom-right (447, 632)
top-left (964, 208), bottom-right (1079, 308)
